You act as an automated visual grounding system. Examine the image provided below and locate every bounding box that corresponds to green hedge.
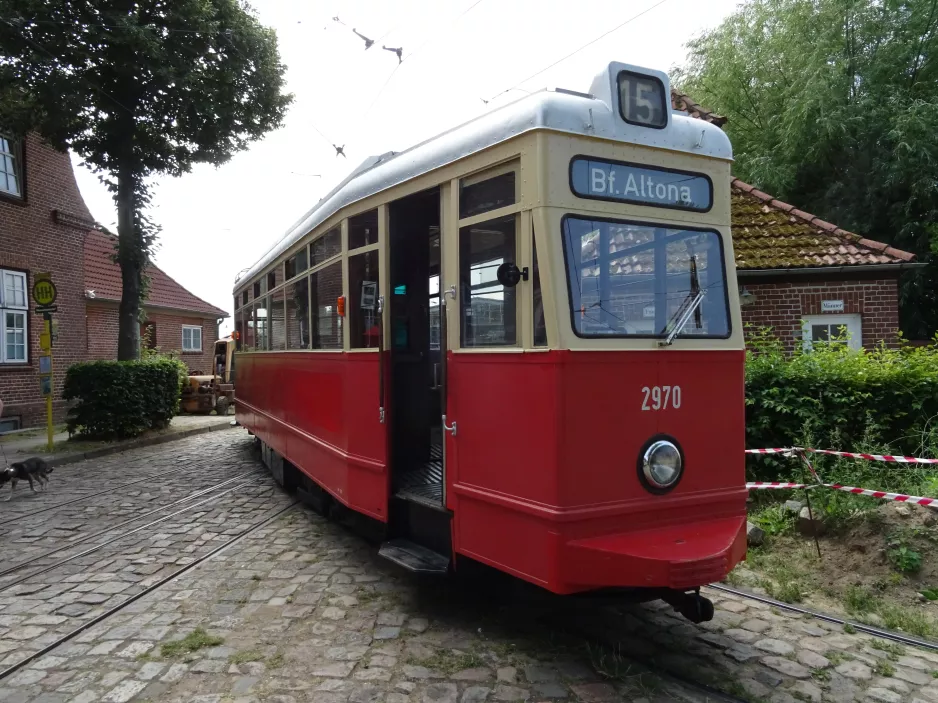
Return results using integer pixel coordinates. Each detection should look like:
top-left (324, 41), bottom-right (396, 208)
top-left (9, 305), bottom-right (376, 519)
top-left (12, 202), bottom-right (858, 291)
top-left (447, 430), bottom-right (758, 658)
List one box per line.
top-left (63, 359), bottom-right (187, 439)
top-left (746, 328), bottom-right (938, 486)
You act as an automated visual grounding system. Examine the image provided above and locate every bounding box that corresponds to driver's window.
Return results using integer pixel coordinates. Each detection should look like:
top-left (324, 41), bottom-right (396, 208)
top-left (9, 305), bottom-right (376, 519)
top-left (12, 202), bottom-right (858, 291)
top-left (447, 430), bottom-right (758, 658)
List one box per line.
top-left (458, 214), bottom-right (517, 347)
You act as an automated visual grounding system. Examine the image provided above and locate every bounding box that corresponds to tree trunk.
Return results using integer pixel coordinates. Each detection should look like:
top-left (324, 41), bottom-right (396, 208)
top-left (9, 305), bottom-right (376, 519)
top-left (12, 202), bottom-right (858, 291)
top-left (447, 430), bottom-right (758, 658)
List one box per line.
top-left (116, 163), bottom-right (141, 361)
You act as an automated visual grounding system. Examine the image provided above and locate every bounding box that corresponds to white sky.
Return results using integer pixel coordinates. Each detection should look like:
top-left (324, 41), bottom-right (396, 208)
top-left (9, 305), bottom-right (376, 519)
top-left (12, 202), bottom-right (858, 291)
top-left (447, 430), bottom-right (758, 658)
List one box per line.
top-left (70, 0), bottom-right (742, 335)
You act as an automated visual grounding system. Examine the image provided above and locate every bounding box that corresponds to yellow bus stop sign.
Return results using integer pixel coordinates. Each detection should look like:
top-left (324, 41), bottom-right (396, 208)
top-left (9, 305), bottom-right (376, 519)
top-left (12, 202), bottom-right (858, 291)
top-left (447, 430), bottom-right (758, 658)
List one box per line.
top-left (32, 275), bottom-right (57, 307)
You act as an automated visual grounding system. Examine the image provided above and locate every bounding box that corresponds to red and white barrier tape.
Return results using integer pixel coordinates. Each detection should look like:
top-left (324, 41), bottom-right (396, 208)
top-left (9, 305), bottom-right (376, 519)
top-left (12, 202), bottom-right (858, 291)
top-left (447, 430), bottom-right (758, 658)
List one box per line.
top-left (746, 482), bottom-right (812, 490)
top-left (827, 483), bottom-right (938, 507)
top-left (745, 481), bottom-right (938, 506)
top-left (747, 446), bottom-right (938, 464)
top-left (805, 449), bottom-right (938, 465)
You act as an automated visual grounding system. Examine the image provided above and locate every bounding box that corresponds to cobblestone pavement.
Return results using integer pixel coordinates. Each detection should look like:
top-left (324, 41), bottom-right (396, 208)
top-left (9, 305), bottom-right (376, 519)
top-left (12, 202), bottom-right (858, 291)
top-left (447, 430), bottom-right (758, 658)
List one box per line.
top-left (2, 430), bottom-right (938, 702)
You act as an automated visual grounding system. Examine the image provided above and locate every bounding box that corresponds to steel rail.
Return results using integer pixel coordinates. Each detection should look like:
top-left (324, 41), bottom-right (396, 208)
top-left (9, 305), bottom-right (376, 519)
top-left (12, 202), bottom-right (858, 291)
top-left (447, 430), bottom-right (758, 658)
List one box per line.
top-left (0, 501), bottom-right (298, 682)
top-left (549, 604), bottom-right (749, 703)
top-left (0, 448), bottom-right (247, 527)
top-left (0, 468), bottom-right (264, 579)
top-left (0, 476), bottom-right (269, 591)
top-left (708, 583), bottom-right (938, 652)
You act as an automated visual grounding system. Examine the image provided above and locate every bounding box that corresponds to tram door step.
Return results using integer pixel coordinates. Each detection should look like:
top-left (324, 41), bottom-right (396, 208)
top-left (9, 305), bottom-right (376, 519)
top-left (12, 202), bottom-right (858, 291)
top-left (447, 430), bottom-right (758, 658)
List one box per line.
top-left (379, 538), bottom-right (450, 574)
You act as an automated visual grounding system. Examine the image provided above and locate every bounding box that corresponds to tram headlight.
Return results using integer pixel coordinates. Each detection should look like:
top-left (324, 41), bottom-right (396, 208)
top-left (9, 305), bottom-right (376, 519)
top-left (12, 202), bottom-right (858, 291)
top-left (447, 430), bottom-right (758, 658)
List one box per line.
top-left (640, 439), bottom-right (683, 492)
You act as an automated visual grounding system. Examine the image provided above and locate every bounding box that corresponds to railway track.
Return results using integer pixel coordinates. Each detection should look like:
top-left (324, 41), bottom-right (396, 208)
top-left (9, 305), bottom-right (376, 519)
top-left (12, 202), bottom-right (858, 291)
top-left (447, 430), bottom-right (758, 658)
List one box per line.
top-left (708, 582), bottom-right (938, 652)
top-left (0, 446), bottom-right (241, 527)
top-left (0, 500), bottom-right (298, 681)
top-left (0, 470), bottom-right (266, 588)
top-left (0, 460), bottom-right (292, 682)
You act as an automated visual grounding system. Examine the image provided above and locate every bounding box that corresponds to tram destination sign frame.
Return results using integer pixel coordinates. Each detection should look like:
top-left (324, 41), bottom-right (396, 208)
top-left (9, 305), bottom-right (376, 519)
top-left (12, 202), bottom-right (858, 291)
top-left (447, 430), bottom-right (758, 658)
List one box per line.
top-left (569, 156), bottom-right (713, 213)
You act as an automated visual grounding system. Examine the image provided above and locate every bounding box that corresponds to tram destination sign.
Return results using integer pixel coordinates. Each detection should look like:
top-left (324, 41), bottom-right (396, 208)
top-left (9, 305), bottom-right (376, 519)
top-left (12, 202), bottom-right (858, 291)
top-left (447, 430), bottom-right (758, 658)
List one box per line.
top-left (570, 157), bottom-right (712, 212)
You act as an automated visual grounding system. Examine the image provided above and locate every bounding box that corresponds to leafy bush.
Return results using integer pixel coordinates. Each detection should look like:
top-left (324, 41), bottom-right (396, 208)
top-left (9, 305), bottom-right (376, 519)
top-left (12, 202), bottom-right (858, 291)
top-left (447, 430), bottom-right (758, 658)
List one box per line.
top-left (63, 359), bottom-right (186, 439)
top-left (888, 545), bottom-right (922, 573)
top-left (746, 328), bottom-right (938, 497)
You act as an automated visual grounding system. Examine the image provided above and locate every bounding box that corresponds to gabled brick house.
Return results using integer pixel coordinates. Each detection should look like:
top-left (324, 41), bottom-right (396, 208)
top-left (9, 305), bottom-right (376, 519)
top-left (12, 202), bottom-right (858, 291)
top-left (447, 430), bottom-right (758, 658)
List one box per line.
top-left (0, 134), bottom-right (227, 431)
top-left (672, 90), bottom-right (920, 351)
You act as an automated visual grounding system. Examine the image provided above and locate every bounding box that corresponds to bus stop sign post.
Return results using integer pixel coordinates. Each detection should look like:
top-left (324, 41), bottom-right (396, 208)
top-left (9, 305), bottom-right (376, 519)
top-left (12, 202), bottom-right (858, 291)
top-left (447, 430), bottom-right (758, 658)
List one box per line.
top-left (32, 273), bottom-right (57, 452)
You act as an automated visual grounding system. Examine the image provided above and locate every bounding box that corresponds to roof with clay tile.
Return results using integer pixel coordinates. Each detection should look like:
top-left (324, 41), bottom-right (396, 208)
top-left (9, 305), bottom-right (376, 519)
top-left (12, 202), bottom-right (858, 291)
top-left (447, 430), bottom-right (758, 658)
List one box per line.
top-left (731, 180), bottom-right (915, 269)
top-left (670, 91), bottom-right (915, 270)
top-left (84, 230), bottom-right (228, 317)
top-left (671, 89), bottom-right (727, 127)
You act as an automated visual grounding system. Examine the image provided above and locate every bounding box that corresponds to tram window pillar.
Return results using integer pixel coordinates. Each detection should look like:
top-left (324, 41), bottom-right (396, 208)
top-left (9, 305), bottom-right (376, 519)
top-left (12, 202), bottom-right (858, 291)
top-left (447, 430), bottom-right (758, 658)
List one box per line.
top-left (653, 229), bottom-right (667, 335)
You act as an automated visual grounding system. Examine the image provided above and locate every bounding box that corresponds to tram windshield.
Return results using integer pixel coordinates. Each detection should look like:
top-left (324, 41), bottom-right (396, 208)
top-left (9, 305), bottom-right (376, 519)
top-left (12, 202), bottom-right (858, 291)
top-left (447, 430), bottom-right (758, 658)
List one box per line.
top-left (562, 216), bottom-right (730, 339)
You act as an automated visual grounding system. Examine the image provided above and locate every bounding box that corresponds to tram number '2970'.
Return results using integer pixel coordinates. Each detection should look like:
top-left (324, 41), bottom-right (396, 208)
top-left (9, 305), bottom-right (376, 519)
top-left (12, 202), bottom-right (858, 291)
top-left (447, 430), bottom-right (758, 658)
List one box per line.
top-left (641, 385), bottom-right (681, 411)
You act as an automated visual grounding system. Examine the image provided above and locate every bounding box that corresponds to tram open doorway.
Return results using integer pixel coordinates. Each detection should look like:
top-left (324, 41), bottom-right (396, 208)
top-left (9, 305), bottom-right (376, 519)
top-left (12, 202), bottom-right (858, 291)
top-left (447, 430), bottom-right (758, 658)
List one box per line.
top-left (382, 187), bottom-right (452, 573)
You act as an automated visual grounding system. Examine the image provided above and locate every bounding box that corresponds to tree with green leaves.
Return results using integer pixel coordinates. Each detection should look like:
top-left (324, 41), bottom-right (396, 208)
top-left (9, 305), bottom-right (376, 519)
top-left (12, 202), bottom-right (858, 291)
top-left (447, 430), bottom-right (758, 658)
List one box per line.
top-left (0, 1), bottom-right (292, 359)
top-left (674, 0), bottom-right (938, 338)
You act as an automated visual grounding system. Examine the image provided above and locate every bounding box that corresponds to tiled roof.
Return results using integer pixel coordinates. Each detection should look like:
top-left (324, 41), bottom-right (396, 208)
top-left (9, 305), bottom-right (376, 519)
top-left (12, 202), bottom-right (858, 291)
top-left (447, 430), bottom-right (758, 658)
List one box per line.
top-left (731, 180), bottom-right (915, 269)
top-left (671, 89), bottom-right (727, 126)
top-left (84, 230), bottom-right (228, 317)
top-left (670, 90), bottom-right (915, 269)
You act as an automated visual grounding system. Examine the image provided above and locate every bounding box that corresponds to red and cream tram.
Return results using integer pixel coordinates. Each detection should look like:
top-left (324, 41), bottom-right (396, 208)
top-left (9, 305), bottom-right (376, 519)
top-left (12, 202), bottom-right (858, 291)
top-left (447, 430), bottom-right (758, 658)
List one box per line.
top-left (233, 62), bottom-right (746, 622)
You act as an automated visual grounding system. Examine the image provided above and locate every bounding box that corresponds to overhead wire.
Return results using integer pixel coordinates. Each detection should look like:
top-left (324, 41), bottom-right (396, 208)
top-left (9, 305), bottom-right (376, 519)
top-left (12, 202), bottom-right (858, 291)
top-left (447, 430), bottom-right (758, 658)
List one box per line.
top-left (360, 0), bottom-right (486, 124)
top-left (487, 0), bottom-right (671, 102)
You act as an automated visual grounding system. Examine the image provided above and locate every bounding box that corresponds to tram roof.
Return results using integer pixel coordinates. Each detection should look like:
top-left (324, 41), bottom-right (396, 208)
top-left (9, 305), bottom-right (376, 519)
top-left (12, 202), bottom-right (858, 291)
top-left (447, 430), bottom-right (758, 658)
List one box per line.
top-left (235, 63), bottom-right (733, 291)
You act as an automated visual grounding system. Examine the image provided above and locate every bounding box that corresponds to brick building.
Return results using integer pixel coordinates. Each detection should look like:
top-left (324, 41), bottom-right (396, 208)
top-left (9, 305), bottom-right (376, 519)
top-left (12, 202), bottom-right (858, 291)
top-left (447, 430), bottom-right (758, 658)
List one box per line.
top-left (672, 91), bottom-right (920, 351)
top-left (0, 134), bottom-right (226, 431)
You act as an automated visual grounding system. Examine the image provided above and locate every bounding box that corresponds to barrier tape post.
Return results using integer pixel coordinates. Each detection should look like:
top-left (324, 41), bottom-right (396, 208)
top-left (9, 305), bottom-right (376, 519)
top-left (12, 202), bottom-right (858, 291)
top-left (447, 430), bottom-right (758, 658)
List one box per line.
top-left (796, 449), bottom-right (823, 559)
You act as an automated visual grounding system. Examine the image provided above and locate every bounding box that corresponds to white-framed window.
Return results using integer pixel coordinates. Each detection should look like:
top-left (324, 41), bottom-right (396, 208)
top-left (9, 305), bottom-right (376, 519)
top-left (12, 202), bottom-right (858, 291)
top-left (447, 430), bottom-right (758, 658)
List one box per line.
top-left (0, 269), bottom-right (27, 364)
top-left (0, 137), bottom-right (21, 197)
top-left (182, 325), bottom-right (203, 352)
top-left (802, 314), bottom-right (862, 351)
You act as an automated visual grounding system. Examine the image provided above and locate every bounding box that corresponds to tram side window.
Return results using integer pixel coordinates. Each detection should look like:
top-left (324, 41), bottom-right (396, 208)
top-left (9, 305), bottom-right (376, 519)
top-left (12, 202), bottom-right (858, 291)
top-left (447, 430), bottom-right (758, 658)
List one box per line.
top-left (349, 250), bottom-right (380, 349)
top-left (349, 209), bottom-right (378, 250)
top-left (270, 288), bottom-right (286, 351)
top-left (561, 217), bottom-right (729, 339)
top-left (234, 316), bottom-right (243, 351)
top-left (459, 215), bottom-right (517, 347)
top-left (459, 166), bottom-right (516, 219)
top-left (311, 226), bottom-right (342, 266)
top-left (242, 308), bottom-right (256, 350)
top-left (311, 262), bottom-right (343, 349)
top-left (532, 235), bottom-right (547, 347)
top-left (286, 277), bottom-right (311, 349)
top-left (254, 298), bottom-right (269, 350)
top-left (285, 246), bottom-right (308, 280)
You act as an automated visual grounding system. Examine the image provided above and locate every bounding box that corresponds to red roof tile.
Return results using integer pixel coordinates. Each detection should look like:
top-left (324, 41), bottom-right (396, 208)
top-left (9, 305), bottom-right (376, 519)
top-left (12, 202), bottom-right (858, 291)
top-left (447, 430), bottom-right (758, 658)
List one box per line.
top-left (670, 89), bottom-right (727, 127)
top-left (731, 179), bottom-right (915, 269)
top-left (84, 230), bottom-right (228, 317)
top-left (670, 90), bottom-right (916, 269)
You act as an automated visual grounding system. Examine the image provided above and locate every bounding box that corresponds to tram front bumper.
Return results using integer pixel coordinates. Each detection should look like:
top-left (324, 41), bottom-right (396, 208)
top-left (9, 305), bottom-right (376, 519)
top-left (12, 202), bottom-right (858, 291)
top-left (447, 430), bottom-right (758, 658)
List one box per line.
top-left (562, 515), bottom-right (746, 591)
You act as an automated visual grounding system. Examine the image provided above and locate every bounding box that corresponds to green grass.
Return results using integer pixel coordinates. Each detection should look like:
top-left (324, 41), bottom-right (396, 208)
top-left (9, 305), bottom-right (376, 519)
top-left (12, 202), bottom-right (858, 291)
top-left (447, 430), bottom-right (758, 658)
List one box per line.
top-left (160, 628), bottom-right (224, 658)
top-left (870, 640), bottom-right (905, 659)
top-left (876, 602), bottom-right (936, 638)
top-left (407, 650), bottom-right (487, 676)
top-left (228, 649), bottom-right (264, 665)
top-left (751, 503), bottom-right (796, 536)
top-left (266, 652), bottom-right (285, 669)
top-left (844, 586), bottom-right (877, 614)
top-left (874, 660), bottom-right (896, 677)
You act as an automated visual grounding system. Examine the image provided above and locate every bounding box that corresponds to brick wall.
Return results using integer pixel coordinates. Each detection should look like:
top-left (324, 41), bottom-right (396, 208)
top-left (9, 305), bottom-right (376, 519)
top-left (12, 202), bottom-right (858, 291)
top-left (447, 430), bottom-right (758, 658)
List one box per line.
top-left (85, 301), bottom-right (220, 375)
top-left (739, 278), bottom-right (900, 352)
top-left (0, 135), bottom-right (93, 428)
